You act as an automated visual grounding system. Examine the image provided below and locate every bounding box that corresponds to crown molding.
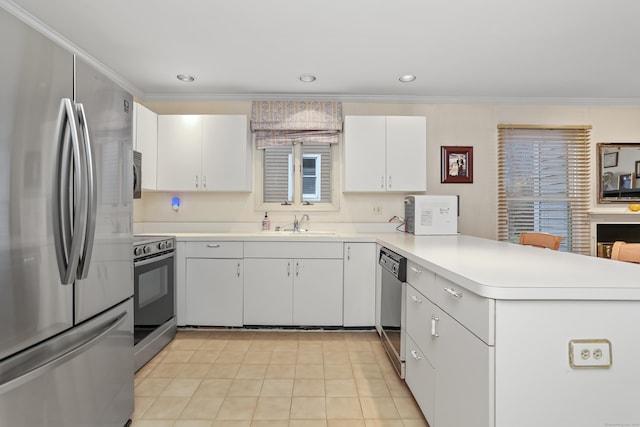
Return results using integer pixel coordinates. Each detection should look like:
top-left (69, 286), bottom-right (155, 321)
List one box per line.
top-left (141, 92), bottom-right (640, 106)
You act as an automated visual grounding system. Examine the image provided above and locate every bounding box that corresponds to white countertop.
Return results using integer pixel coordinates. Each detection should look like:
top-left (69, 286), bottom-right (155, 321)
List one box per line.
top-left (165, 231), bottom-right (640, 301)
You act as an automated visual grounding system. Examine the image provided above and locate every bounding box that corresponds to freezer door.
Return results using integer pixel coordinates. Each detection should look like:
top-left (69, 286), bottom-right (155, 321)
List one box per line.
top-left (0, 8), bottom-right (74, 360)
top-left (0, 298), bottom-right (134, 426)
top-left (74, 58), bottom-right (134, 322)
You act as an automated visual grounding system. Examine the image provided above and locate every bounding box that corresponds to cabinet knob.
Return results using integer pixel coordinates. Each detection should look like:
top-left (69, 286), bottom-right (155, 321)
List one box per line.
top-left (410, 349), bottom-right (422, 360)
top-left (206, 244), bottom-right (221, 248)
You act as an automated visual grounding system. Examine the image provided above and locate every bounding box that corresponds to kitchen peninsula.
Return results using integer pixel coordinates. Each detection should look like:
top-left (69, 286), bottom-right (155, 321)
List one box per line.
top-left (168, 231), bottom-right (640, 427)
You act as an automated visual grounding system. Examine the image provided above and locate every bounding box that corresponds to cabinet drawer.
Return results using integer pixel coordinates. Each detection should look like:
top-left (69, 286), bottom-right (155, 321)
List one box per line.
top-left (427, 275), bottom-right (494, 345)
top-left (404, 333), bottom-right (435, 424)
top-left (185, 241), bottom-right (243, 258)
top-left (244, 241), bottom-right (343, 259)
top-left (405, 284), bottom-right (435, 358)
top-left (406, 260), bottom-right (435, 295)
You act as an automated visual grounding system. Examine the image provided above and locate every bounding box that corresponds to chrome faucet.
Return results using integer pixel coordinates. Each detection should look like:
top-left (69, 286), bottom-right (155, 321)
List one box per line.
top-left (293, 214), bottom-right (310, 232)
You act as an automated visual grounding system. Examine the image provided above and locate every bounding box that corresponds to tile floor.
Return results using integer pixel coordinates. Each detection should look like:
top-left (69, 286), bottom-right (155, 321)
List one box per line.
top-left (132, 329), bottom-right (429, 427)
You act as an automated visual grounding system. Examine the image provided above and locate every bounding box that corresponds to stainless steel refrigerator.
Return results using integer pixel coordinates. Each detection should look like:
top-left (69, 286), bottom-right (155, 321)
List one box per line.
top-left (0, 6), bottom-right (134, 426)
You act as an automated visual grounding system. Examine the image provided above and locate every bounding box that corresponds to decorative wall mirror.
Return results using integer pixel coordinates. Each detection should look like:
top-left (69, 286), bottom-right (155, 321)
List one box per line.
top-left (597, 142), bottom-right (640, 203)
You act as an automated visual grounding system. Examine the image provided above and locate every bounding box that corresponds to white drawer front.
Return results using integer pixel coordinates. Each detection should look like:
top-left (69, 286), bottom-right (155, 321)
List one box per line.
top-left (427, 275), bottom-right (494, 345)
top-left (404, 333), bottom-right (435, 424)
top-left (185, 241), bottom-right (243, 258)
top-left (244, 241), bottom-right (343, 258)
top-left (406, 284), bottom-right (436, 358)
top-left (406, 260), bottom-right (435, 296)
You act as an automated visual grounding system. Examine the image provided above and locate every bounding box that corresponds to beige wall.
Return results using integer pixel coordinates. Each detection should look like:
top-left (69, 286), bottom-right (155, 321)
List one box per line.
top-left (134, 101), bottom-right (640, 239)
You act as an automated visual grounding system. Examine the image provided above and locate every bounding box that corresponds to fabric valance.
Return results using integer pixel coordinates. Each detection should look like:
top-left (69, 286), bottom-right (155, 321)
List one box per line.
top-left (251, 101), bottom-right (343, 148)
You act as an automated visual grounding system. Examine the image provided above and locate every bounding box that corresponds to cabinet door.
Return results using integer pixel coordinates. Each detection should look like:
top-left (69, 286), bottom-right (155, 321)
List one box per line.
top-left (243, 258), bottom-right (293, 325)
top-left (185, 258), bottom-right (243, 326)
top-left (343, 243), bottom-right (376, 326)
top-left (157, 115), bottom-right (202, 191)
top-left (201, 115), bottom-right (249, 191)
top-left (343, 116), bottom-right (386, 191)
top-left (293, 259), bottom-right (343, 326)
top-left (405, 333), bottom-right (436, 424)
top-left (134, 103), bottom-right (158, 190)
top-left (386, 116), bottom-right (426, 192)
top-left (434, 306), bottom-right (493, 427)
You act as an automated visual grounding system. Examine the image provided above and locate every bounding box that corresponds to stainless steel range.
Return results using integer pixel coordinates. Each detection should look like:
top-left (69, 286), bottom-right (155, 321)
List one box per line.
top-left (133, 236), bottom-right (176, 371)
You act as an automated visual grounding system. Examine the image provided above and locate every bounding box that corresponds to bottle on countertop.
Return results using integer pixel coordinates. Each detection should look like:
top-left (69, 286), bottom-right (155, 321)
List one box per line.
top-left (262, 212), bottom-right (270, 230)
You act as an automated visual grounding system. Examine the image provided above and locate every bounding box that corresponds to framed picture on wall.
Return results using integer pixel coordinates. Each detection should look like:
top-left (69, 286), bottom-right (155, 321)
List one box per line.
top-left (603, 151), bottom-right (618, 168)
top-left (441, 146), bottom-right (473, 183)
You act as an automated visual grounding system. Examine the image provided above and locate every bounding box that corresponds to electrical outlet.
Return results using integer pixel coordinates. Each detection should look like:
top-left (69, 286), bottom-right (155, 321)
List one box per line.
top-left (569, 339), bottom-right (612, 368)
top-left (372, 205), bottom-right (382, 215)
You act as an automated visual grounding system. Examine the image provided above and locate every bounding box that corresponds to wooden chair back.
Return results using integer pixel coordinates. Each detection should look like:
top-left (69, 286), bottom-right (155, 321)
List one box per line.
top-left (611, 241), bottom-right (640, 263)
top-left (519, 232), bottom-right (563, 250)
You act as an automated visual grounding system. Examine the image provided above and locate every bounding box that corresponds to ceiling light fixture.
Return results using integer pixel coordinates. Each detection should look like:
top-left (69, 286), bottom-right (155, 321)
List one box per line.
top-left (177, 74), bottom-right (195, 82)
top-left (299, 74), bottom-right (317, 83)
top-left (399, 74), bottom-right (416, 83)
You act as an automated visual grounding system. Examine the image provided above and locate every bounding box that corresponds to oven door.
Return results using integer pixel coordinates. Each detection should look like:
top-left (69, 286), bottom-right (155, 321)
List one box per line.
top-left (134, 252), bottom-right (175, 326)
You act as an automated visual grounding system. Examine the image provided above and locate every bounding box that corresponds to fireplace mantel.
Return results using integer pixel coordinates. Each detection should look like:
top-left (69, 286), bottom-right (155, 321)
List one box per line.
top-left (590, 209), bottom-right (640, 256)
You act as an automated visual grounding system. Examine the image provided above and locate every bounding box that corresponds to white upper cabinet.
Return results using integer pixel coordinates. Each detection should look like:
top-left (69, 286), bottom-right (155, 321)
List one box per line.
top-left (343, 115), bottom-right (426, 192)
top-left (202, 115), bottom-right (250, 191)
top-left (156, 114), bottom-right (249, 191)
top-left (133, 103), bottom-right (158, 190)
top-left (157, 115), bottom-right (203, 191)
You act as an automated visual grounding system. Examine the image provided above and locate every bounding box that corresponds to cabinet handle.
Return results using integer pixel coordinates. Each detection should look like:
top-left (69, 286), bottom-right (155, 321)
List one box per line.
top-left (202, 175), bottom-right (207, 189)
top-left (195, 175), bottom-right (199, 189)
top-left (410, 295), bottom-right (422, 304)
top-left (287, 262), bottom-right (291, 277)
top-left (206, 244), bottom-right (221, 248)
top-left (431, 315), bottom-right (440, 338)
top-left (388, 176), bottom-right (392, 189)
top-left (295, 261), bottom-right (299, 277)
top-left (380, 176), bottom-right (384, 189)
top-left (444, 287), bottom-right (463, 298)
top-left (347, 245), bottom-right (351, 261)
top-left (236, 262), bottom-right (241, 278)
top-left (410, 266), bottom-right (422, 274)
top-left (410, 349), bottom-right (422, 360)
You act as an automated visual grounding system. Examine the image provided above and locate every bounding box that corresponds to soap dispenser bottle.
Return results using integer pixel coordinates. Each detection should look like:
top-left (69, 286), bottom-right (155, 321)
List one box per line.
top-left (262, 212), bottom-right (270, 231)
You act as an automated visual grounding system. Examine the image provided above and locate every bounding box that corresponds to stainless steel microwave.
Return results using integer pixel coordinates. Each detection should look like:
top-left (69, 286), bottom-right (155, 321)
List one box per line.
top-left (133, 150), bottom-right (142, 199)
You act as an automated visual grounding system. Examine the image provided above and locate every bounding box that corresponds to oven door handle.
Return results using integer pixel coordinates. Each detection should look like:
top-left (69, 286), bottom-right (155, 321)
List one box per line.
top-left (134, 252), bottom-right (175, 267)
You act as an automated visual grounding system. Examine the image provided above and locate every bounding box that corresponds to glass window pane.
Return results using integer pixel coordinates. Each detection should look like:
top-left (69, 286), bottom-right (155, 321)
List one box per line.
top-left (301, 144), bottom-right (331, 203)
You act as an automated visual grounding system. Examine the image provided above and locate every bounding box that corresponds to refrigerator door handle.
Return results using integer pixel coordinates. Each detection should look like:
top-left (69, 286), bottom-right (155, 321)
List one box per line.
top-left (52, 98), bottom-right (86, 285)
top-left (0, 309), bottom-right (128, 394)
top-left (76, 103), bottom-right (97, 279)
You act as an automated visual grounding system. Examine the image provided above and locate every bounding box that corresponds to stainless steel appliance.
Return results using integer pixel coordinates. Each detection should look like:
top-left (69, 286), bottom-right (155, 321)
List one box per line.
top-left (0, 7), bottom-right (134, 426)
top-left (379, 247), bottom-right (407, 378)
top-left (133, 236), bottom-right (177, 371)
top-left (133, 151), bottom-right (142, 199)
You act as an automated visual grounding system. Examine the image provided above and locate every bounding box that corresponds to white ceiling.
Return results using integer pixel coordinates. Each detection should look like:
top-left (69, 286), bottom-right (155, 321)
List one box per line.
top-left (5, 0), bottom-right (640, 103)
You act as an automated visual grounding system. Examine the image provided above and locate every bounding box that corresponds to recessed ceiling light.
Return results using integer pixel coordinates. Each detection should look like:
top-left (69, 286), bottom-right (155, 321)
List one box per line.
top-left (299, 74), bottom-right (317, 83)
top-left (399, 74), bottom-right (416, 83)
top-left (177, 74), bottom-right (195, 82)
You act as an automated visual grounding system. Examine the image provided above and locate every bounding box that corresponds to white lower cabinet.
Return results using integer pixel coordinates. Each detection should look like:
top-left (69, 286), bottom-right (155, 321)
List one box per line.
top-left (243, 241), bottom-right (344, 326)
top-left (183, 241), bottom-right (243, 327)
top-left (343, 242), bottom-right (376, 326)
top-left (405, 281), bottom-right (494, 427)
top-left (244, 258), bottom-right (343, 326)
top-left (185, 258), bottom-right (243, 326)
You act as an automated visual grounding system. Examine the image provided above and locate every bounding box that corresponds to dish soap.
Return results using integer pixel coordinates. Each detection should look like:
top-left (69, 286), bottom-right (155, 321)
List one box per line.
top-left (262, 212), bottom-right (270, 230)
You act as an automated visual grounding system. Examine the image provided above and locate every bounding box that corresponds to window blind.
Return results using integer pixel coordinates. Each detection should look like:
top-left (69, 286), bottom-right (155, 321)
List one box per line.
top-left (497, 125), bottom-right (591, 254)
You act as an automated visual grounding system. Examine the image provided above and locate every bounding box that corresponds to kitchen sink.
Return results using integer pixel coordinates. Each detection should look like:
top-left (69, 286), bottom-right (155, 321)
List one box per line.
top-left (261, 230), bottom-right (339, 237)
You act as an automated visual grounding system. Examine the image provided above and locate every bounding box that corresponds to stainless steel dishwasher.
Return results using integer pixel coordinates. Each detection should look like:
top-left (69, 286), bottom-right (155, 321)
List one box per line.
top-left (379, 247), bottom-right (407, 378)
